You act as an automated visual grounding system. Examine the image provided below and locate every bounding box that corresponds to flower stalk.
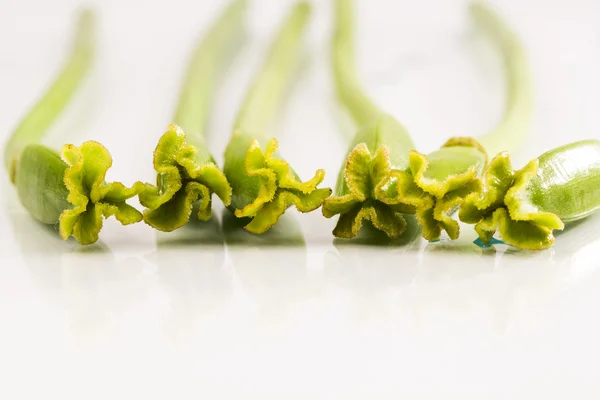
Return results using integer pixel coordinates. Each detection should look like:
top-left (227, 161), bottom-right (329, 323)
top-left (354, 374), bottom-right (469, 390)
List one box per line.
top-left (223, 2), bottom-right (331, 234)
top-left (4, 10), bottom-right (145, 244)
top-left (322, 0), bottom-right (418, 239)
top-left (139, 0), bottom-right (247, 231)
top-left (392, 1), bottom-right (532, 241)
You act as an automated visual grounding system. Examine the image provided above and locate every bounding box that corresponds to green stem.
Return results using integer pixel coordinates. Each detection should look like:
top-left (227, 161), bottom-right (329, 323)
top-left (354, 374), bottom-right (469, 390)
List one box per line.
top-left (391, 1), bottom-right (531, 241)
top-left (322, 0), bottom-right (417, 240)
top-left (223, 2), bottom-right (331, 234)
top-left (471, 1), bottom-right (532, 155)
top-left (332, 0), bottom-right (414, 174)
top-left (3, 10), bottom-right (95, 182)
top-left (173, 0), bottom-right (247, 153)
top-left (233, 2), bottom-right (310, 135)
top-left (139, 0), bottom-right (246, 231)
top-left (8, 10), bottom-right (146, 245)
top-left (332, 0), bottom-right (383, 127)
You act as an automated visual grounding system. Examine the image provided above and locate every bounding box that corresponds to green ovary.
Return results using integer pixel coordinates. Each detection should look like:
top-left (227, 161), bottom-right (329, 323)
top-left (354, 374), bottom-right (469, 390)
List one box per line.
top-left (461, 140), bottom-right (600, 250)
top-left (527, 140), bottom-right (600, 222)
top-left (16, 145), bottom-right (71, 225)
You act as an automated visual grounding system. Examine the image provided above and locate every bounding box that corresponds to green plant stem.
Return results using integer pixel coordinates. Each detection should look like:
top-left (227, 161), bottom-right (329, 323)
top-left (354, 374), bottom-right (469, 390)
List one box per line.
top-left (173, 0), bottom-right (246, 150)
top-left (223, 2), bottom-right (331, 235)
top-left (139, 0), bottom-right (246, 231)
top-left (471, 1), bottom-right (532, 155)
top-left (331, 0), bottom-right (414, 168)
top-left (233, 3), bottom-right (309, 135)
top-left (392, 1), bottom-right (532, 241)
top-left (5, 10), bottom-right (145, 245)
top-left (322, 0), bottom-right (417, 239)
top-left (3, 10), bottom-right (94, 182)
top-left (331, 0), bottom-right (382, 128)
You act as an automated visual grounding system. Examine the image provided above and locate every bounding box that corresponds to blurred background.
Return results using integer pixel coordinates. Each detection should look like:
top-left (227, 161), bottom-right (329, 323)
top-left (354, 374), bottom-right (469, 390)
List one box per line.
top-left (1, 0), bottom-right (600, 398)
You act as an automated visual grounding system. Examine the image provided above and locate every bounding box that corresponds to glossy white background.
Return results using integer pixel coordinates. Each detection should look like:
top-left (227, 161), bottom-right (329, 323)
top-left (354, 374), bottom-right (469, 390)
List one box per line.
top-left (1, 0), bottom-right (600, 398)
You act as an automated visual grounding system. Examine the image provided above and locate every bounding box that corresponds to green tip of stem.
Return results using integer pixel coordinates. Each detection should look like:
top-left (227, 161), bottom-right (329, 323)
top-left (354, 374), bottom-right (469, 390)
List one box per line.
top-left (459, 152), bottom-right (564, 250)
top-left (139, 124), bottom-right (232, 232)
top-left (231, 136), bottom-right (331, 234)
top-left (59, 141), bottom-right (146, 245)
top-left (322, 143), bottom-right (416, 239)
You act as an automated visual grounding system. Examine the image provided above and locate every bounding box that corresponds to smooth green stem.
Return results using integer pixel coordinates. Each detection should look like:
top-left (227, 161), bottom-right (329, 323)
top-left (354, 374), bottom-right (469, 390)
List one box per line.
top-left (223, 2), bottom-right (330, 234)
top-left (233, 2), bottom-right (311, 135)
top-left (470, 1), bottom-right (532, 156)
top-left (3, 10), bottom-right (95, 181)
top-left (139, 1), bottom-right (246, 231)
top-left (332, 0), bottom-right (383, 127)
top-left (331, 0), bottom-right (414, 187)
top-left (392, 2), bottom-right (531, 242)
top-left (173, 0), bottom-right (246, 155)
top-left (6, 10), bottom-right (145, 245)
top-left (332, 0), bottom-right (414, 177)
top-left (322, 0), bottom-right (418, 240)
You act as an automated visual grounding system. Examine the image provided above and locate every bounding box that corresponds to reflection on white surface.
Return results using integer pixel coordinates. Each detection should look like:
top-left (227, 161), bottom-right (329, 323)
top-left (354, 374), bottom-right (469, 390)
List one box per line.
top-left (6, 211), bottom-right (153, 344)
top-left (223, 211), bottom-right (311, 328)
top-left (148, 214), bottom-right (231, 343)
top-left (3, 187), bottom-right (600, 397)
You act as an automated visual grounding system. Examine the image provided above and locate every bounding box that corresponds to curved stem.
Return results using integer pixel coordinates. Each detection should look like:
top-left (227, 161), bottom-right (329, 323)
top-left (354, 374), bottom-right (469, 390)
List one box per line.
top-left (233, 2), bottom-right (311, 135)
top-left (388, 2), bottom-right (531, 242)
top-left (5, 10), bottom-right (146, 244)
top-left (332, 0), bottom-right (414, 171)
top-left (332, 0), bottom-right (383, 127)
top-left (471, 1), bottom-right (532, 156)
top-left (323, 0), bottom-right (417, 240)
top-left (3, 10), bottom-right (95, 181)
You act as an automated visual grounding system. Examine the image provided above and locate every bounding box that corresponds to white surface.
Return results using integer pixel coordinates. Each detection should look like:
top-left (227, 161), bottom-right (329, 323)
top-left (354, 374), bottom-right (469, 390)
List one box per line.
top-left (1, 0), bottom-right (600, 398)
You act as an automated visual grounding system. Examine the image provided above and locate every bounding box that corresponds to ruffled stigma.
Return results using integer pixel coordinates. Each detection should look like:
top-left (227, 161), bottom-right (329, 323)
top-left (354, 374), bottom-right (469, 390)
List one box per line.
top-left (233, 137), bottom-right (331, 234)
top-left (322, 143), bottom-right (420, 239)
top-left (139, 124), bottom-right (231, 232)
top-left (59, 141), bottom-right (146, 244)
top-left (388, 138), bottom-right (487, 241)
top-left (459, 152), bottom-right (564, 250)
